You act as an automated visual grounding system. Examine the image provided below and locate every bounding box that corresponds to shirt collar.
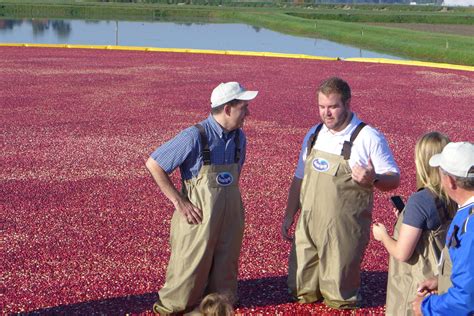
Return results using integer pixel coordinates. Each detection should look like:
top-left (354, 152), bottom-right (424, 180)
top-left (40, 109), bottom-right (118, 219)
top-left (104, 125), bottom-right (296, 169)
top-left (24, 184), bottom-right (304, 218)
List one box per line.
top-left (460, 196), bottom-right (474, 207)
top-left (208, 114), bottom-right (233, 139)
top-left (321, 112), bottom-right (361, 136)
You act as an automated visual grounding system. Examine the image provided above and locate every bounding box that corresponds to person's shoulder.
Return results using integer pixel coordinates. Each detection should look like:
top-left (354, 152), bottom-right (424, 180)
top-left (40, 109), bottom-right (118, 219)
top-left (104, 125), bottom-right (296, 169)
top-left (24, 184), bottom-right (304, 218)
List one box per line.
top-left (182, 125), bottom-right (201, 138)
top-left (301, 123), bottom-right (323, 144)
top-left (406, 188), bottom-right (433, 209)
top-left (459, 203), bottom-right (474, 231)
top-left (410, 188), bottom-right (434, 202)
top-left (355, 122), bottom-right (393, 153)
top-left (170, 125), bottom-right (201, 148)
top-left (358, 123), bottom-right (386, 141)
top-left (306, 123), bottom-right (322, 136)
top-left (403, 189), bottom-right (439, 228)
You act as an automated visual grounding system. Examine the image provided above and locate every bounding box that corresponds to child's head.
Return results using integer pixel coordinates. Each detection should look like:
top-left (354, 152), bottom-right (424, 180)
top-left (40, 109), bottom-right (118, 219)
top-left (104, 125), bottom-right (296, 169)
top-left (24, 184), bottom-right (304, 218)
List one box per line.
top-left (199, 293), bottom-right (234, 316)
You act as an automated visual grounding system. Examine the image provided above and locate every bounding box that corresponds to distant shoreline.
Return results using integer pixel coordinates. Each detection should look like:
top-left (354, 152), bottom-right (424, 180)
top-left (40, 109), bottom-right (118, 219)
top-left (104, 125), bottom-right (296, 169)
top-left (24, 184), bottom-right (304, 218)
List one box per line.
top-left (0, 1), bottom-right (473, 65)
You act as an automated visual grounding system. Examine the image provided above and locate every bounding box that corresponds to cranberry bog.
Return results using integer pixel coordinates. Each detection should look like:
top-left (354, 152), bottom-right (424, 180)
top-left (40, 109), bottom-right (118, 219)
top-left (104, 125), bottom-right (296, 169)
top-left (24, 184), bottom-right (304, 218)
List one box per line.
top-left (2, 46), bottom-right (473, 315)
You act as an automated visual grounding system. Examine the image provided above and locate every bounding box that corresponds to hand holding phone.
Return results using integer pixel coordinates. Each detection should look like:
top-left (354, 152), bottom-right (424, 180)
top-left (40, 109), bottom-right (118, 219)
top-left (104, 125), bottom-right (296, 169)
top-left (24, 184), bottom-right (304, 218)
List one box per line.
top-left (390, 195), bottom-right (405, 212)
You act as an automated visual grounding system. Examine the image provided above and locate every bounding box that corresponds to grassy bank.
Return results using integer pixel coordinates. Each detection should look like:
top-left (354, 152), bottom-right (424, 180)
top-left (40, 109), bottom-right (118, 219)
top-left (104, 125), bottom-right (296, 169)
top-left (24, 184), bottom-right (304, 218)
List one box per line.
top-left (1, 1), bottom-right (473, 65)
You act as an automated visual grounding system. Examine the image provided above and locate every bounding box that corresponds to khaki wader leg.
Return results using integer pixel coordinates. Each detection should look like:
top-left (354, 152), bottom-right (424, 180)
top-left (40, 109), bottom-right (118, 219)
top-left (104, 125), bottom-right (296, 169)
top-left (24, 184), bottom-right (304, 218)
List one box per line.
top-left (206, 192), bottom-right (244, 303)
top-left (289, 210), bottom-right (322, 303)
top-left (154, 209), bottom-right (216, 314)
top-left (154, 164), bottom-right (243, 314)
top-left (287, 242), bottom-right (297, 298)
top-left (320, 215), bottom-right (370, 309)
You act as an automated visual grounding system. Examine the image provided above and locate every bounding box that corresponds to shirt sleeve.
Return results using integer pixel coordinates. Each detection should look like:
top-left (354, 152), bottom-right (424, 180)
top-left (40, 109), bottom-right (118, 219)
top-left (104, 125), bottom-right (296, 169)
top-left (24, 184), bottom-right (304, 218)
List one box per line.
top-left (369, 131), bottom-right (400, 175)
top-left (150, 127), bottom-right (199, 174)
top-left (402, 190), bottom-right (440, 230)
top-left (294, 126), bottom-right (317, 179)
top-left (421, 229), bottom-right (474, 315)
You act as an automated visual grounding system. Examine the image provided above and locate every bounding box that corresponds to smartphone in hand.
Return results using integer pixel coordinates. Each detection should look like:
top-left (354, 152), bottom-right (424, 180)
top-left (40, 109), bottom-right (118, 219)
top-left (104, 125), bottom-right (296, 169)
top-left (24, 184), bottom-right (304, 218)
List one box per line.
top-left (390, 195), bottom-right (405, 212)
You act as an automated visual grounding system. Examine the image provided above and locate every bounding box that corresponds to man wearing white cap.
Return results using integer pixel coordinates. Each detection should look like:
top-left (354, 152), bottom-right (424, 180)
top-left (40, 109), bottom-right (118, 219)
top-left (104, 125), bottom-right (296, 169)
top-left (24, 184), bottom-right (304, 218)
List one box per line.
top-left (146, 82), bottom-right (258, 314)
top-left (413, 142), bottom-right (474, 315)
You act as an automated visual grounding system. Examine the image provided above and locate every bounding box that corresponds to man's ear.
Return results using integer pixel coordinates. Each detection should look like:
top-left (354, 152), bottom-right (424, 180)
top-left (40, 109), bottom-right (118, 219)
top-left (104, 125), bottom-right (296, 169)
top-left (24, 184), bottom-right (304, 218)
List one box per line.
top-left (345, 97), bottom-right (351, 109)
top-left (446, 174), bottom-right (457, 190)
top-left (224, 103), bottom-right (232, 116)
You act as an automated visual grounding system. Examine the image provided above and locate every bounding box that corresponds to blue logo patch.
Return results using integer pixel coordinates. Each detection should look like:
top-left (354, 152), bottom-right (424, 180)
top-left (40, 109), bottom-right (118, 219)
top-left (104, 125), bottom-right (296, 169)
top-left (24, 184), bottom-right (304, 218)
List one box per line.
top-left (216, 172), bottom-right (233, 186)
top-left (312, 158), bottom-right (330, 172)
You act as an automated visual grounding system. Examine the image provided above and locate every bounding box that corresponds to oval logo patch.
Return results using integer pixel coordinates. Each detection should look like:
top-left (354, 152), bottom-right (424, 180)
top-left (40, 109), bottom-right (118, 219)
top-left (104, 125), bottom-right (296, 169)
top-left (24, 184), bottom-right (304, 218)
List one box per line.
top-left (312, 158), bottom-right (330, 172)
top-left (216, 172), bottom-right (233, 186)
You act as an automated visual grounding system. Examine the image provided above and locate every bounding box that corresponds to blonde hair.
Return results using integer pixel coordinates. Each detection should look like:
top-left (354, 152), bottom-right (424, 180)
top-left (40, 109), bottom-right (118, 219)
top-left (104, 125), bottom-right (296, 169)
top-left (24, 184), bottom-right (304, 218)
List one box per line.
top-left (415, 132), bottom-right (452, 204)
top-left (199, 293), bottom-right (234, 316)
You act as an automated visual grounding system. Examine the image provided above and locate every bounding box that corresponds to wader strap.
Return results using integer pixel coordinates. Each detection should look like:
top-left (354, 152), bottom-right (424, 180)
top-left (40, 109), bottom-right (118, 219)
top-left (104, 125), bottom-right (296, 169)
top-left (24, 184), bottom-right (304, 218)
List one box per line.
top-left (234, 129), bottom-right (241, 163)
top-left (306, 124), bottom-right (323, 156)
top-left (428, 191), bottom-right (451, 258)
top-left (341, 122), bottom-right (367, 160)
top-left (195, 124), bottom-right (211, 165)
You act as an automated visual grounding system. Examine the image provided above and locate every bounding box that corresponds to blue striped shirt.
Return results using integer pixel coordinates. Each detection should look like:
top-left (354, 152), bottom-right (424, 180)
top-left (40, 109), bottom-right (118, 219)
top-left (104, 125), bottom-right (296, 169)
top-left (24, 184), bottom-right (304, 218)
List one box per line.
top-left (150, 114), bottom-right (246, 180)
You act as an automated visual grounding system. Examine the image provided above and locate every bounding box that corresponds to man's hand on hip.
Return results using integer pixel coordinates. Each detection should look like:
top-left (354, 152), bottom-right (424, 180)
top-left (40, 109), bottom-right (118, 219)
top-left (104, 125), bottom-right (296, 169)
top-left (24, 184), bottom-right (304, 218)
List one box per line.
top-left (175, 197), bottom-right (203, 224)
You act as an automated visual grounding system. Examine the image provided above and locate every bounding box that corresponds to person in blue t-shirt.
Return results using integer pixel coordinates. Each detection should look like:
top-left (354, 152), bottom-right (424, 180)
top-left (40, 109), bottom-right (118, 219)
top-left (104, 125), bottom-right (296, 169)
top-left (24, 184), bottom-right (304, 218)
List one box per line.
top-left (412, 142), bottom-right (474, 316)
top-left (372, 132), bottom-right (457, 315)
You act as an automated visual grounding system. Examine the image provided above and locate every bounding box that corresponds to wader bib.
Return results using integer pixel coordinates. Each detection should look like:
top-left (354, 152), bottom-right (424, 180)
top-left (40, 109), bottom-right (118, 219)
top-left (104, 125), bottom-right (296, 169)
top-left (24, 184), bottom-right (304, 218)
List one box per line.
top-left (288, 123), bottom-right (372, 309)
top-left (386, 191), bottom-right (451, 316)
top-left (438, 246), bottom-right (453, 294)
top-left (153, 124), bottom-right (245, 315)
top-left (438, 206), bottom-right (473, 294)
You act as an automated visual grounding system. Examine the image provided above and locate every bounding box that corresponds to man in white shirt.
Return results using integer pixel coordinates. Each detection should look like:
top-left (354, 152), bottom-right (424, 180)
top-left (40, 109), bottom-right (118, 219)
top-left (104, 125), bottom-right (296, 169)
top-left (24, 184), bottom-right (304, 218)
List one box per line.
top-left (281, 77), bottom-right (400, 309)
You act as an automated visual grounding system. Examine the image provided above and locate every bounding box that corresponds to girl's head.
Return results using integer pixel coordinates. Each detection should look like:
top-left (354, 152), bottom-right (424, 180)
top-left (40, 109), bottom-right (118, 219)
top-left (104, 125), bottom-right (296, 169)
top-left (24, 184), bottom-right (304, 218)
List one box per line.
top-left (415, 131), bottom-right (450, 198)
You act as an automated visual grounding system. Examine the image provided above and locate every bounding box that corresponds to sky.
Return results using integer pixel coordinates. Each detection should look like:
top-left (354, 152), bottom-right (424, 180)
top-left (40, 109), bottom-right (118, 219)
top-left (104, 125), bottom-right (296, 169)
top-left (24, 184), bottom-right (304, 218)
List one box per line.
top-left (443, 0), bottom-right (474, 6)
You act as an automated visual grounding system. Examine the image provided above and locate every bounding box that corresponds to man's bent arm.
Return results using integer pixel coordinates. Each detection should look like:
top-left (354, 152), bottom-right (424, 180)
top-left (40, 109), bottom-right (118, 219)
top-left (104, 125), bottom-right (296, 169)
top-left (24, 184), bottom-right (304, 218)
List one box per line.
top-left (282, 176), bottom-right (303, 240)
top-left (145, 157), bottom-right (202, 223)
top-left (374, 172), bottom-right (400, 192)
top-left (351, 158), bottom-right (400, 192)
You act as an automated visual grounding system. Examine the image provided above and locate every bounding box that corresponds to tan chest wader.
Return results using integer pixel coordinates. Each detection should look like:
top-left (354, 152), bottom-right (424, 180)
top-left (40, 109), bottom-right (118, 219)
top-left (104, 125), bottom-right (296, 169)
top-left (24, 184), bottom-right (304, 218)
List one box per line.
top-left (153, 124), bottom-right (245, 315)
top-left (385, 191), bottom-right (451, 316)
top-left (438, 206), bottom-right (473, 294)
top-left (288, 122), bottom-right (372, 309)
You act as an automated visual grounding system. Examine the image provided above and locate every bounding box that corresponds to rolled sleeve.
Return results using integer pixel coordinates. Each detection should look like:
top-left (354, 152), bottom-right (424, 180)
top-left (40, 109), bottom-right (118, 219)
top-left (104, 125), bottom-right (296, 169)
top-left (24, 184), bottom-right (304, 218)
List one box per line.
top-left (370, 133), bottom-right (399, 175)
top-left (294, 127), bottom-right (317, 179)
top-left (150, 129), bottom-right (197, 174)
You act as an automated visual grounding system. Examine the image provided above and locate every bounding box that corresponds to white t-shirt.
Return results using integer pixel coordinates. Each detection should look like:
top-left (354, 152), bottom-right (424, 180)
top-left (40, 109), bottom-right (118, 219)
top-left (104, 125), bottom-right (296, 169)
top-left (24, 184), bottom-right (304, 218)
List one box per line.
top-left (294, 113), bottom-right (399, 179)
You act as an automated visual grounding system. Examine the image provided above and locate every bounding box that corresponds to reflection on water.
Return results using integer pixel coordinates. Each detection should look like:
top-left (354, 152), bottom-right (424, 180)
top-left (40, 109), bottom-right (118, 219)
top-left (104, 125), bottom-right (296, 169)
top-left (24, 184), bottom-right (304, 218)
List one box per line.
top-left (0, 18), bottom-right (403, 59)
top-left (0, 19), bottom-right (71, 38)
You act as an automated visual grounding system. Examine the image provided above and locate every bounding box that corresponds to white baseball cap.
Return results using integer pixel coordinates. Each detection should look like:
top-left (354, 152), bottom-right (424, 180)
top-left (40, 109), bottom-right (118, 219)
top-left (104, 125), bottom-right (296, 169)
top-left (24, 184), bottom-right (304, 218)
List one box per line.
top-left (429, 142), bottom-right (474, 178)
top-left (210, 82), bottom-right (258, 108)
